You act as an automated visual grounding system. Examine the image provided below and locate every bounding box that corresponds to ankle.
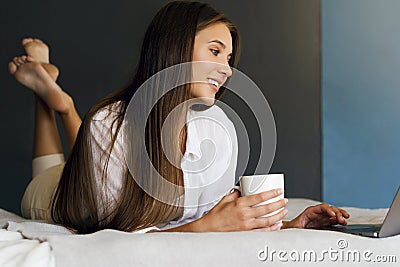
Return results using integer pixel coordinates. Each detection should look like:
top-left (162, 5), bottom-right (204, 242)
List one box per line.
top-left (34, 94), bottom-right (53, 113)
top-left (58, 93), bottom-right (75, 116)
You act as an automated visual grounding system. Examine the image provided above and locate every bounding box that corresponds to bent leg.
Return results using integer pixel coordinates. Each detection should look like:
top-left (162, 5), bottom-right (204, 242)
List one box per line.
top-left (21, 162), bottom-right (65, 220)
top-left (33, 95), bottom-right (64, 159)
top-left (59, 95), bottom-right (82, 151)
top-left (21, 38), bottom-right (82, 151)
top-left (9, 56), bottom-right (82, 156)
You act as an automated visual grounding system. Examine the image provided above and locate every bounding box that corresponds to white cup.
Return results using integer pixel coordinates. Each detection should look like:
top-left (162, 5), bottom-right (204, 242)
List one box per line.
top-left (237, 174), bottom-right (285, 218)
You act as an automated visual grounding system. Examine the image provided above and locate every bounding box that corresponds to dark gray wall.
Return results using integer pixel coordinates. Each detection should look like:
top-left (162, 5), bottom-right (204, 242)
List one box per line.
top-left (0, 0), bottom-right (321, 215)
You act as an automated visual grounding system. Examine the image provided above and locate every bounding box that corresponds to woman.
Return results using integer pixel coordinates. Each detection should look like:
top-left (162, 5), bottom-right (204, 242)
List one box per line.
top-left (9, 1), bottom-right (349, 234)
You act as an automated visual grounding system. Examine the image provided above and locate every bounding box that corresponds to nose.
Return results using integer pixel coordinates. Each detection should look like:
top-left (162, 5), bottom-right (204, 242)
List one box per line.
top-left (217, 62), bottom-right (233, 78)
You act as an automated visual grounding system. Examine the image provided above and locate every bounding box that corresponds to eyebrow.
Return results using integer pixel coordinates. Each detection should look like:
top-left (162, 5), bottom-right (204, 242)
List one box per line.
top-left (208, 40), bottom-right (233, 57)
top-left (208, 39), bottom-right (226, 48)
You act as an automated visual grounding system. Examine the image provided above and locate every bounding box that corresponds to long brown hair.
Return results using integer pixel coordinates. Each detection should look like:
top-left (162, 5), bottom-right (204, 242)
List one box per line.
top-left (51, 0), bottom-right (241, 234)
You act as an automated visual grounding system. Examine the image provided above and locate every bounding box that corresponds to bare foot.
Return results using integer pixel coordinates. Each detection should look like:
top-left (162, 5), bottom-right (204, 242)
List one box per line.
top-left (22, 38), bottom-right (49, 63)
top-left (8, 56), bottom-right (68, 113)
top-left (22, 38), bottom-right (59, 81)
top-left (9, 56), bottom-right (59, 82)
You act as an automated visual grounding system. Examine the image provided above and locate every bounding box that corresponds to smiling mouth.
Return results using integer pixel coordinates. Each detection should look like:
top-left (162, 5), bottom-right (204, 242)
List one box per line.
top-left (207, 78), bottom-right (221, 92)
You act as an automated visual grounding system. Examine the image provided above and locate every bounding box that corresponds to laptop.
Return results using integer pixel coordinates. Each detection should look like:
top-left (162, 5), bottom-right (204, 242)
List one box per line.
top-left (319, 186), bottom-right (400, 238)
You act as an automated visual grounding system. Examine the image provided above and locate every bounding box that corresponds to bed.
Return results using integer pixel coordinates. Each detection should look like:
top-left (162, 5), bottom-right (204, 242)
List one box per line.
top-left (1, 198), bottom-right (399, 267)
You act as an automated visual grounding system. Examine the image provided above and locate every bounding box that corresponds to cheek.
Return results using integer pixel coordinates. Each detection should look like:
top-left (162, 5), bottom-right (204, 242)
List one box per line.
top-left (193, 65), bottom-right (207, 83)
top-left (192, 47), bottom-right (216, 83)
top-left (192, 45), bottom-right (211, 62)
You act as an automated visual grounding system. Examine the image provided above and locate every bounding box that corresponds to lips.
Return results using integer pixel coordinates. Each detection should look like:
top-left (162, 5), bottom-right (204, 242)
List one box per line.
top-left (208, 82), bottom-right (219, 92)
top-left (207, 77), bottom-right (224, 92)
top-left (208, 77), bottom-right (223, 86)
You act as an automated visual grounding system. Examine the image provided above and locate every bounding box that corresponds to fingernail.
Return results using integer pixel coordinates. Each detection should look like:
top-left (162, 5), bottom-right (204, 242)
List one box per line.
top-left (273, 222), bottom-right (283, 230)
top-left (277, 188), bottom-right (283, 195)
top-left (284, 209), bottom-right (288, 215)
top-left (284, 198), bottom-right (288, 204)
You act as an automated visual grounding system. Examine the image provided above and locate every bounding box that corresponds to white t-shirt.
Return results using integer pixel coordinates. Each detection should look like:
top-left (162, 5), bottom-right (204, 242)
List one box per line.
top-left (89, 102), bottom-right (238, 233)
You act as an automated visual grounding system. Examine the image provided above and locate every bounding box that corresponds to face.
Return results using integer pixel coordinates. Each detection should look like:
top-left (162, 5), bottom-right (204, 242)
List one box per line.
top-left (191, 22), bottom-right (233, 105)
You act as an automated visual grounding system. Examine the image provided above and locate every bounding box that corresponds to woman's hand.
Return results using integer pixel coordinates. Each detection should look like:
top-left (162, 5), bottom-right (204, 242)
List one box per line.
top-left (283, 203), bottom-right (350, 229)
top-left (195, 189), bottom-right (288, 232)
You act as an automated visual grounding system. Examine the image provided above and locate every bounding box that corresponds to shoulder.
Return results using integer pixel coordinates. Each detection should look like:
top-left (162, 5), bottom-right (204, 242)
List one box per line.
top-left (190, 104), bottom-right (232, 125)
top-left (188, 104), bottom-right (237, 145)
top-left (92, 101), bottom-right (123, 122)
top-left (210, 104), bottom-right (232, 122)
top-left (203, 104), bottom-right (236, 133)
top-left (89, 101), bottom-right (124, 141)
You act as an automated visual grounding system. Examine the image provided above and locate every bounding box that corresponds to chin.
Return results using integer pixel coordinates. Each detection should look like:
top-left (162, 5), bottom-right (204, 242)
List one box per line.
top-left (190, 84), bottom-right (217, 106)
top-left (196, 96), bottom-right (215, 106)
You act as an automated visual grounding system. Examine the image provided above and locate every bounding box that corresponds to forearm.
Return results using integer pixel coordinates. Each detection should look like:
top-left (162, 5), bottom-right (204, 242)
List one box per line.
top-left (147, 218), bottom-right (208, 233)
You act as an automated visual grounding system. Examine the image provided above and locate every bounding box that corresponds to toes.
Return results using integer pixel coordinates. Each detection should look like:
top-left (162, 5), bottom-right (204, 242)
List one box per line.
top-left (26, 55), bottom-right (35, 62)
top-left (22, 55), bottom-right (34, 63)
top-left (13, 57), bottom-right (21, 66)
top-left (33, 38), bottom-right (44, 44)
top-left (17, 56), bottom-right (25, 65)
top-left (13, 56), bottom-right (31, 66)
top-left (22, 38), bottom-right (47, 48)
top-left (22, 38), bottom-right (34, 46)
top-left (8, 61), bottom-right (17, 75)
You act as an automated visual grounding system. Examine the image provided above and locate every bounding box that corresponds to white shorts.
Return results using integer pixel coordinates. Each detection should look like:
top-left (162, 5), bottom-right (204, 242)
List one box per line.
top-left (21, 153), bottom-right (65, 221)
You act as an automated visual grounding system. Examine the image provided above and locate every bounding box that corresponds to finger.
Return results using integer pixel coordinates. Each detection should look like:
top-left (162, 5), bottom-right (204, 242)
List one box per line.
top-left (329, 216), bottom-right (348, 226)
top-left (251, 222), bottom-right (283, 232)
top-left (304, 204), bottom-right (330, 221)
top-left (329, 216), bottom-right (339, 223)
top-left (251, 198), bottom-right (288, 218)
top-left (227, 186), bottom-right (241, 196)
top-left (339, 208), bottom-right (350, 218)
top-left (242, 188), bottom-right (284, 207)
top-left (221, 190), bottom-right (240, 203)
top-left (317, 203), bottom-right (338, 217)
top-left (251, 228), bottom-right (272, 232)
top-left (327, 206), bottom-right (347, 224)
top-left (252, 208), bottom-right (287, 229)
top-left (325, 206), bottom-right (338, 217)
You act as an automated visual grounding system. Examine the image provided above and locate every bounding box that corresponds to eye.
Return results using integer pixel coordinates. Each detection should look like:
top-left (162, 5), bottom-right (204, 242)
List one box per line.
top-left (210, 49), bottom-right (219, 56)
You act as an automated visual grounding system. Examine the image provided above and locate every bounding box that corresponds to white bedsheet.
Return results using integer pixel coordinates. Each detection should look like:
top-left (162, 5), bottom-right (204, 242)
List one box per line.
top-left (1, 199), bottom-right (398, 267)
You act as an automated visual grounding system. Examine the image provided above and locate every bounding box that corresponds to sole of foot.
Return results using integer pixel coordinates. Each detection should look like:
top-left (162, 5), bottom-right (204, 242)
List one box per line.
top-left (22, 38), bottom-right (50, 64)
top-left (9, 56), bottom-right (68, 113)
